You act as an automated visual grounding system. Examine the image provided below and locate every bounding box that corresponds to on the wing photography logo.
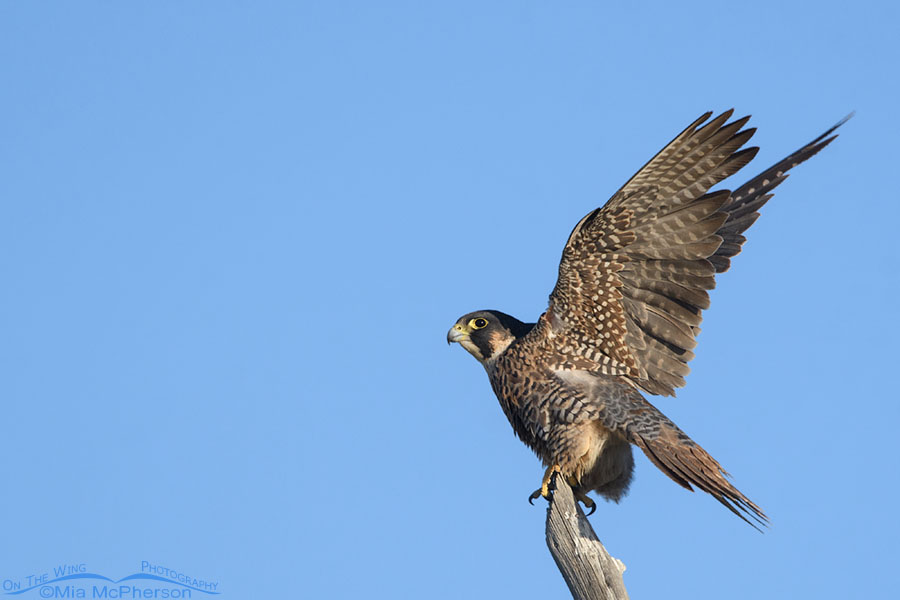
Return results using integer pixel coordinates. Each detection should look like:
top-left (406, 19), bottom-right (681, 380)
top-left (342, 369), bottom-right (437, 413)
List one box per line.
top-left (2, 561), bottom-right (219, 598)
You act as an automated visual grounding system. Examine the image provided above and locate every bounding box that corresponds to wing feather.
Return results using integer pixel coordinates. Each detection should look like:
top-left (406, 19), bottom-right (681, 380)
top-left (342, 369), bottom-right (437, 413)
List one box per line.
top-left (527, 111), bottom-right (849, 395)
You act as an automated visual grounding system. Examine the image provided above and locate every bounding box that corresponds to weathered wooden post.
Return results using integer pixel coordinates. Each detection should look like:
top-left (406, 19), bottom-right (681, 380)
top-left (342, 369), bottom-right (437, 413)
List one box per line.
top-left (544, 476), bottom-right (629, 600)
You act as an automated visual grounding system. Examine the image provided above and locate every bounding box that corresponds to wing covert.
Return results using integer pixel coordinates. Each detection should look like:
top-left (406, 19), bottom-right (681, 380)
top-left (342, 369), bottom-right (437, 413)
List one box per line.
top-left (529, 110), bottom-right (848, 396)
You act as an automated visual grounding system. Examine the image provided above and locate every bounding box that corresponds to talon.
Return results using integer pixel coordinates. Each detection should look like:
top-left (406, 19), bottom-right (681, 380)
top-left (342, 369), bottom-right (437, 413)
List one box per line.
top-left (565, 475), bottom-right (597, 515)
top-left (583, 498), bottom-right (597, 516)
top-left (572, 486), bottom-right (597, 516)
top-left (528, 464), bottom-right (562, 506)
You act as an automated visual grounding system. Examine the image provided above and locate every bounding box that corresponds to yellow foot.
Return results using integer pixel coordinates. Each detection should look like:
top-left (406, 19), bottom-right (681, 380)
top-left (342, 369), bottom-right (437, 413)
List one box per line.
top-left (569, 481), bottom-right (597, 516)
top-left (528, 464), bottom-right (561, 505)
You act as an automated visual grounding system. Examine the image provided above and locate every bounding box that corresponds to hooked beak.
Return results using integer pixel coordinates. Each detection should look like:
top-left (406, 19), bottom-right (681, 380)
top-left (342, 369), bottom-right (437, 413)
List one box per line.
top-left (447, 323), bottom-right (468, 345)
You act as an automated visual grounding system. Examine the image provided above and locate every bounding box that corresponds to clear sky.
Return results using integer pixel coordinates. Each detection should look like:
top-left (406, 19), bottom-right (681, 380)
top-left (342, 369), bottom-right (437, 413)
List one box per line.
top-left (2, 2), bottom-right (898, 599)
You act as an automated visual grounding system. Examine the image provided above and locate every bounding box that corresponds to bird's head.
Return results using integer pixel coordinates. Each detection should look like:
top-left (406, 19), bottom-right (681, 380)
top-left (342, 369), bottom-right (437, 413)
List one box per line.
top-left (447, 310), bottom-right (533, 364)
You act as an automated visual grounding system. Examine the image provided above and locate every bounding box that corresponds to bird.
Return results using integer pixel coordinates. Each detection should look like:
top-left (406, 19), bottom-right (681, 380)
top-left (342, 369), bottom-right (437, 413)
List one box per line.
top-left (447, 110), bottom-right (848, 527)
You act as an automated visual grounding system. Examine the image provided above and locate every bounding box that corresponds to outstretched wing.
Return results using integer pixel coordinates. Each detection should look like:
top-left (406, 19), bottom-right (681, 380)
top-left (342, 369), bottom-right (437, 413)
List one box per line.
top-left (534, 110), bottom-right (846, 396)
top-left (709, 113), bottom-right (851, 273)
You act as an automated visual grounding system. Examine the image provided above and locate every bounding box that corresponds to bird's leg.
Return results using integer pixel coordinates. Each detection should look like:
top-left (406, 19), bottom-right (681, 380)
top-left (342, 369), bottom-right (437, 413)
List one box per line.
top-left (528, 464), bottom-right (561, 504)
top-left (566, 475), bottom-right (597, 516)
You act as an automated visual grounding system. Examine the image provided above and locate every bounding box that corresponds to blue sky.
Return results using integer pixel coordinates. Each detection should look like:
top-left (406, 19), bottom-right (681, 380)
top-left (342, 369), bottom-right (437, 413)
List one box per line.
top-left (2, 2), bottom-right (898, 598)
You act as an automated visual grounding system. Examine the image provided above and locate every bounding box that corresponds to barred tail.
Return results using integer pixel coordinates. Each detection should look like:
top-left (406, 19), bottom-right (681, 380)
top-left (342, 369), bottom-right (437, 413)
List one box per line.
top-left (621, 400), bottom-right (768, 529)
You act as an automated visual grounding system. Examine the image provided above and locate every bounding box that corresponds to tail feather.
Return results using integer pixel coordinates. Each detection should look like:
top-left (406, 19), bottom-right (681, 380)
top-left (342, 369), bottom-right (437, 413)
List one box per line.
top-left (611, 396), bottom-right (769, 529)
top-left (632, 428), bottom-right (768, 529)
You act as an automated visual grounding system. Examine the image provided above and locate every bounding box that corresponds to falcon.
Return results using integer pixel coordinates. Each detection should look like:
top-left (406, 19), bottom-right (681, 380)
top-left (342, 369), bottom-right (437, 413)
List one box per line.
top-left (447, 110), bottom-right (847, 526)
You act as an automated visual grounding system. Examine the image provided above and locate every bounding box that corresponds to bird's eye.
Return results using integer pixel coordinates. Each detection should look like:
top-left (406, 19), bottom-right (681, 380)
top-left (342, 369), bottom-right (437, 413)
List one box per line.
top-left (470, 318), bottom-right (488, 329)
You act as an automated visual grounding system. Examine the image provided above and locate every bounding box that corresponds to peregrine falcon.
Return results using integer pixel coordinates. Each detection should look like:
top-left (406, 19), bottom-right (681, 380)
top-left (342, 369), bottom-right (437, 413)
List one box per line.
top-left (448, 110), bottom-right (847, 526)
